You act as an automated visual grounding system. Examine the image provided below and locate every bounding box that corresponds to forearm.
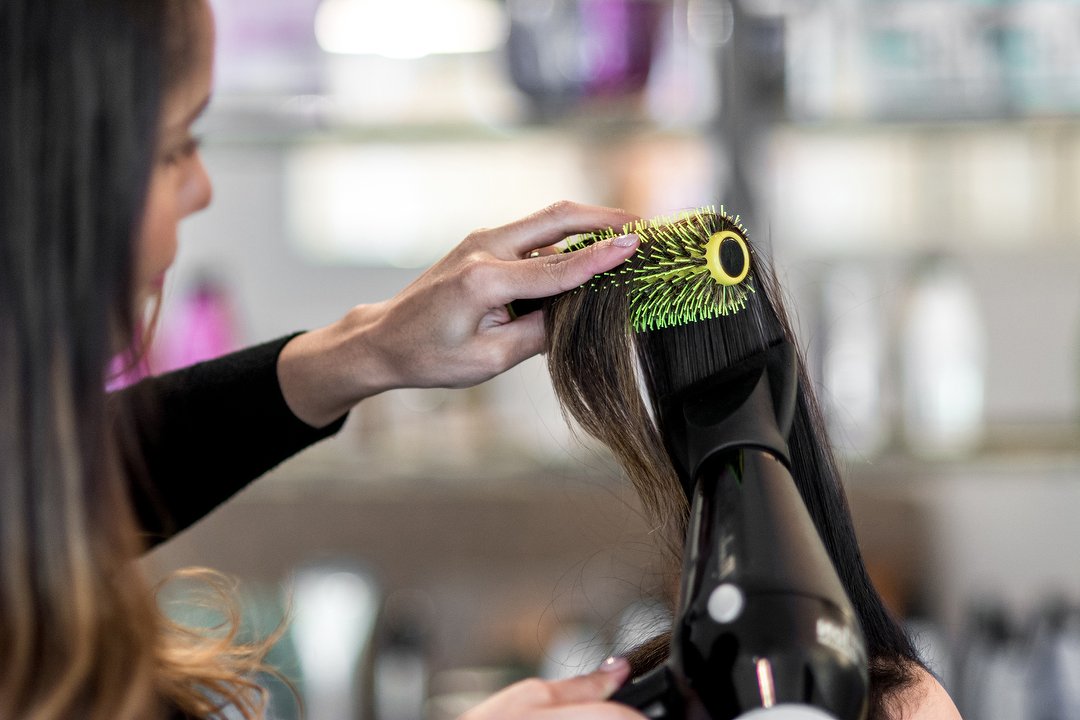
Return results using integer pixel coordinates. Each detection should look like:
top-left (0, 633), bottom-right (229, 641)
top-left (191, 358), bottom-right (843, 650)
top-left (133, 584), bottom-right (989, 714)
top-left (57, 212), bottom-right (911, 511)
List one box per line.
top-left (277, 303), bottom-right (397, 428)
top-left (115, 334), bottom-right (348, 545)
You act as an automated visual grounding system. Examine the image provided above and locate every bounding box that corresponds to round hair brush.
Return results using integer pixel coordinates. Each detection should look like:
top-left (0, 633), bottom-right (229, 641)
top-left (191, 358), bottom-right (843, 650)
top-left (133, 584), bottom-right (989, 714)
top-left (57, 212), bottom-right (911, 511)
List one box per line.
top-left (509, 206), bottom-right (755, 331)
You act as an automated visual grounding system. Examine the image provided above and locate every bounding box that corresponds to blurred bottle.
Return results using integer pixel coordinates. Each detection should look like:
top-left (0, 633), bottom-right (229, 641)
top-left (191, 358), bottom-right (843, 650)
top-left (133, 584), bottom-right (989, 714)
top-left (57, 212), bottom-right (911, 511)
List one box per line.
top-left (644, 0), bottom-right (724, 127)
top-left (578, 0), bottom-right (663, 97)
top-left (904, 615), bottom-right (953, 693)
top-left (505, 0), bottom-right (662, 117)
top-left (375, 591), bottom-right (433, 720)
top-left (953, 603), bottom-right (1027, 720)
top-left (1000, 3), bottom-right (1080, 116)
top-left (153, 273), bottom-right (241, 373)
top-left (898, 254), bottom-right (985, 460)
top-left (291, 564), bottom-right (381, 720)
top-left (213, 0), bottom-right (324, 96)
top-left (863, 2), bottom-right (1005, 121)
top-left (820, 263), bottom-right (889, 460)
top-left (505, 0), bottom-right (586, 116)
top-left (1026, 601), bottom-right (1080, 720)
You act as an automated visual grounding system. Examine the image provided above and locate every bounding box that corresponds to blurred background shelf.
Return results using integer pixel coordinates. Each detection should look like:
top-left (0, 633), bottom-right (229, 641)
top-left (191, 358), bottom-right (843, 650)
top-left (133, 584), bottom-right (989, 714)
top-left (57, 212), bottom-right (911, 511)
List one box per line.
top-left (143, 435), bottom-right (1080, 716)
top-left (140, 0), bottom-right (1080, 717)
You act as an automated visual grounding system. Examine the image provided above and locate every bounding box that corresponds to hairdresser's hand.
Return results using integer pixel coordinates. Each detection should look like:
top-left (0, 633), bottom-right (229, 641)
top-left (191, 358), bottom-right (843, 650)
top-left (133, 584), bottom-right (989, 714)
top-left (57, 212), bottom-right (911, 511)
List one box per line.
top-left (279, 201), bottom-right (639, 427)
top-left (459, 658), bottom-right (645, 720)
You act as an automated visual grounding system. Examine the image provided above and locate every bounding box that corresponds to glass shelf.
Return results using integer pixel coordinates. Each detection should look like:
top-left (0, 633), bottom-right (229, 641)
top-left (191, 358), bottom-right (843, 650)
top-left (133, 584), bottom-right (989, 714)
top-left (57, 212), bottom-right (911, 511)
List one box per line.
top-left (198, 94), bottom-right (714, 147)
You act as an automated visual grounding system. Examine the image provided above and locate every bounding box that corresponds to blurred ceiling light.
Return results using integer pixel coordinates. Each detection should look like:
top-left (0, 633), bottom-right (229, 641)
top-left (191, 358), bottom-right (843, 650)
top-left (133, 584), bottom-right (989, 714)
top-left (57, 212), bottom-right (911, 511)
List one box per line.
top-left (315, 0), bottom-right (508, 58)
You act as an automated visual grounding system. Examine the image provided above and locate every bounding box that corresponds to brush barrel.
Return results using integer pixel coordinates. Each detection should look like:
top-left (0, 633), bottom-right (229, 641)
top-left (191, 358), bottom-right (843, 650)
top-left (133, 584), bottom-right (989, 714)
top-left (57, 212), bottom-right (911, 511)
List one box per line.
top-left (669, 448), bottom-right (869, 720)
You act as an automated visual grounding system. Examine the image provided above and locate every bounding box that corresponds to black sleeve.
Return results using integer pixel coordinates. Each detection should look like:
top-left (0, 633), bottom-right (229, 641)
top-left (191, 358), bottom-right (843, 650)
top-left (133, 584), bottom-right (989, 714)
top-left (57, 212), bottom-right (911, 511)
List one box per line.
top-left (111, 333), bottom-right (348, 548)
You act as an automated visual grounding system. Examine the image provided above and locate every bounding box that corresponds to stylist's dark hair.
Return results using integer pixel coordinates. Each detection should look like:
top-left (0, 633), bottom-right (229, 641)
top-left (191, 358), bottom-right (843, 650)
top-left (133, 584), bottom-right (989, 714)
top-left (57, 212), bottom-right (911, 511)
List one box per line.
top-left (544, 225), bottom-right (924, 720)
top-left (1, 1), bottom-right (272, 718)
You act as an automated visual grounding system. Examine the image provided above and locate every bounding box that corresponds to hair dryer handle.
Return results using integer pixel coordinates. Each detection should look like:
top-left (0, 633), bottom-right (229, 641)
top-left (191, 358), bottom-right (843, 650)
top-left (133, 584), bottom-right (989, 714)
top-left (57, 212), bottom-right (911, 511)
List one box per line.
top-left (610, 664), bottom-right (679, 719)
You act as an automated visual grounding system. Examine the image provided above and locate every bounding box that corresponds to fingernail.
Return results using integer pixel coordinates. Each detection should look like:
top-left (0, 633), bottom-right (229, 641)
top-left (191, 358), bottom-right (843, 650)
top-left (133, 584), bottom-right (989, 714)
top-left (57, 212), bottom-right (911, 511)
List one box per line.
top-left (612, 233), bottom-right (639, 248)
top-left (600, 656), bottom-right (629, 673)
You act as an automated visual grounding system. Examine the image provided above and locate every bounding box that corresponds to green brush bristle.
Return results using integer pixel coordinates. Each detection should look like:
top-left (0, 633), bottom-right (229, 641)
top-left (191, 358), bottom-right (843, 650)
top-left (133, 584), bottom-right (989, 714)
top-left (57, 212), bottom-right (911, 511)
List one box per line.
top-left (568, 206), bottom-right (754, 332)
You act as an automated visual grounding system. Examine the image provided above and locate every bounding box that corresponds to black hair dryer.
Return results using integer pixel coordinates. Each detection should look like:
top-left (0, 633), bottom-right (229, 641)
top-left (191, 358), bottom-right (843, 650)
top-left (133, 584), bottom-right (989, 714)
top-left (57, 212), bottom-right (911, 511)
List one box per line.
top-left (613, 341), bottom-right (869, 720)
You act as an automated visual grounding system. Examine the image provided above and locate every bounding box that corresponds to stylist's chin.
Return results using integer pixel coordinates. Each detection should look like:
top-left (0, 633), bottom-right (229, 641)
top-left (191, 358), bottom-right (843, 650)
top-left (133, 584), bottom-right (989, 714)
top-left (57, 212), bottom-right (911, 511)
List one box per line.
top-left (133, 257), bottom-right (174, 311)
top-left (132, 216), bottom-right (179, 309)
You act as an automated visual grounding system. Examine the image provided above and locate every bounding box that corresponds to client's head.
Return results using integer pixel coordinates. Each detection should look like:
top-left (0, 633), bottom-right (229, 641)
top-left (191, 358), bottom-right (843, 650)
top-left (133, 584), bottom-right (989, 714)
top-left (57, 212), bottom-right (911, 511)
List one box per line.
top-left (543, 208), bottom-right (922, 719)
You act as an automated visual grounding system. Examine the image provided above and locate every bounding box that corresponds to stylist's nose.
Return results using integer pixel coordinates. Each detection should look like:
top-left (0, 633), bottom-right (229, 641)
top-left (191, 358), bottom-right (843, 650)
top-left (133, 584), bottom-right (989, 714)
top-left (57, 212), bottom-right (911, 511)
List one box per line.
top-left (183, 153), bottom-right (213, 217)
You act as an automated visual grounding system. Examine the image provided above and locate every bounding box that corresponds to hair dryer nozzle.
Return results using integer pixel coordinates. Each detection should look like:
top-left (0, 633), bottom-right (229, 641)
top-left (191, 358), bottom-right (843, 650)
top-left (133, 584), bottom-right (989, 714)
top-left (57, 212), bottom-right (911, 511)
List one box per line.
top-left (660, 340), bottom-right (797, 500)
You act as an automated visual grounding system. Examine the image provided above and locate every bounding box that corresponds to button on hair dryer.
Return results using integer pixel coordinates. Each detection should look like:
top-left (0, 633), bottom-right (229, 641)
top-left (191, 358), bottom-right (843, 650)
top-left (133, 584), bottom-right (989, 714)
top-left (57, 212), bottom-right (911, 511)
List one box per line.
top-left (612, 341), bottom-right (869, 720)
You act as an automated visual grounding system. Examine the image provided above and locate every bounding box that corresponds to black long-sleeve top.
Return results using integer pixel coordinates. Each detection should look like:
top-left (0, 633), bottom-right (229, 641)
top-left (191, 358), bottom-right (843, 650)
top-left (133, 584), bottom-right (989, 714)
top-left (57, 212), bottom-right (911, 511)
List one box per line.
top-left (107, 333), bottom-right (346, 720)
top-left (111, 333), bottom-right (347, 548)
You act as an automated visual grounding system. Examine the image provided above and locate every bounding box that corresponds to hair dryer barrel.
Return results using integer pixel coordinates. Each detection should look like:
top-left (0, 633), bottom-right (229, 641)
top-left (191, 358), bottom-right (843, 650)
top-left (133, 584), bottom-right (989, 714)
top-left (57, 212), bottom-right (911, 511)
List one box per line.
top-left (670, 448), bottom-right (869, 720)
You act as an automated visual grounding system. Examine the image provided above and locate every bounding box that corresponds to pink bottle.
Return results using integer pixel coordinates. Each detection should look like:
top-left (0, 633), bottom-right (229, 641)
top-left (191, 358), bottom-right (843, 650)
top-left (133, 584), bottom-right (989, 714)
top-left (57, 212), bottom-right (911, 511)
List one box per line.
top-left (152, 275), bottom-right (240, 374)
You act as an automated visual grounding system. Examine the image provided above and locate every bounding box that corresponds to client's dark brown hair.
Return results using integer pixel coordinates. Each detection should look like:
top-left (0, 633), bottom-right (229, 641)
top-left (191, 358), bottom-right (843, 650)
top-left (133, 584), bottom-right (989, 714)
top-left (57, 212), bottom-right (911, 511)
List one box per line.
top-left (543, 226), bottom-right (923, 720)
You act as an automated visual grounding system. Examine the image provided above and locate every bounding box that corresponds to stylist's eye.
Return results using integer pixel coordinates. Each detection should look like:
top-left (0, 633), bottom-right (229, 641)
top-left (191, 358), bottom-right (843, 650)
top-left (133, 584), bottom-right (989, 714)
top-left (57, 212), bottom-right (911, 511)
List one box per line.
top-left (162, 136), bottom-right (202, 165)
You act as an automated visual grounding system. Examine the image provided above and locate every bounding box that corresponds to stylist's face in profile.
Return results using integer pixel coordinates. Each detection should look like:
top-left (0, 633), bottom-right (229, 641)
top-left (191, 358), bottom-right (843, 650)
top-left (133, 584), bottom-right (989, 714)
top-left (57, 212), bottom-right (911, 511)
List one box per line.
top-left (136, 0), bottom-right (215, 301)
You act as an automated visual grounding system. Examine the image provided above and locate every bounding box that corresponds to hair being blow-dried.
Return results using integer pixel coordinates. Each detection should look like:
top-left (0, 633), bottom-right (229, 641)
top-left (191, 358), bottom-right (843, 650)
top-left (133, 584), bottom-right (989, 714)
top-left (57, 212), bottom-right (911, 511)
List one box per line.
top-left (544, 220), bottom-right (923, 719)
top-left (1, 1), bottom-right (275, 718)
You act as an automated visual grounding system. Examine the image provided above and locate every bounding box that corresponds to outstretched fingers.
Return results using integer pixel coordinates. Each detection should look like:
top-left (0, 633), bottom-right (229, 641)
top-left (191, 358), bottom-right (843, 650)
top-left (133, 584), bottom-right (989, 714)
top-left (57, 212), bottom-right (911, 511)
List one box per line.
top-left (457, 658), bottom-right (645, 720)
top-left (479, 201), bottom-right (638, 258)
top-left (538, 658), bottom-right (634, 705)
top-left (490, 233), bottom-right (640, 305)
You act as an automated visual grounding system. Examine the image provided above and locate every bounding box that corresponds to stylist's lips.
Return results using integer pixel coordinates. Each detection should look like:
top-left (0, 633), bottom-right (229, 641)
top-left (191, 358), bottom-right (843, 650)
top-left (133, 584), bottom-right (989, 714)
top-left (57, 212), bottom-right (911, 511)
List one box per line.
top-left (151, 273), bottom-right (166, 290)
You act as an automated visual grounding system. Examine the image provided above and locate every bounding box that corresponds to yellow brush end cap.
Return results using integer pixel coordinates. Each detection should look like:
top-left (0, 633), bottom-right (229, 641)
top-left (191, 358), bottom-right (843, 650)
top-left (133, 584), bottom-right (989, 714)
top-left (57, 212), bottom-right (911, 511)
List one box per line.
top-left (704, 230), bottom-right (749, 286)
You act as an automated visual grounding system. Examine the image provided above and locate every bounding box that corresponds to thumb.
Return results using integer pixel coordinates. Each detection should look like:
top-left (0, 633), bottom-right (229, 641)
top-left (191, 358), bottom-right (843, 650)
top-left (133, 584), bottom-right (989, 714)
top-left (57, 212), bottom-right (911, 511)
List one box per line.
top-left (543, 657), bottom-right (632, 705)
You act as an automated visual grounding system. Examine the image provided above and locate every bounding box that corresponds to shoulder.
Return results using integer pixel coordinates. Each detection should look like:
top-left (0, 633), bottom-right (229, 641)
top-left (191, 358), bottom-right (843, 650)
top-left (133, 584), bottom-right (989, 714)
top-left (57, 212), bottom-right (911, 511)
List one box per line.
top-left (892, 665), bottom-right (963, 720)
